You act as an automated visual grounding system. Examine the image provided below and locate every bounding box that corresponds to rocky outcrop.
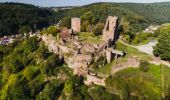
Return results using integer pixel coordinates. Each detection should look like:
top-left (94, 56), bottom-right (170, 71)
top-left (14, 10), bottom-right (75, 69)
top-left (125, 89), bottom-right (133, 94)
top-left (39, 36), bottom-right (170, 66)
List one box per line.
top-left (42, 34), bottom-right (59, 54)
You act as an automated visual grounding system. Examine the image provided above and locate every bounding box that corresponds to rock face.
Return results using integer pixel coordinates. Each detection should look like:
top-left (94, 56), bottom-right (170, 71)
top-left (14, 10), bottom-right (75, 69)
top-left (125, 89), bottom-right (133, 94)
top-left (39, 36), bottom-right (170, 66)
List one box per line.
top-left (71, 18), bottom-right (81, 33)
top-left (42, 34), bottom-right (59, 54)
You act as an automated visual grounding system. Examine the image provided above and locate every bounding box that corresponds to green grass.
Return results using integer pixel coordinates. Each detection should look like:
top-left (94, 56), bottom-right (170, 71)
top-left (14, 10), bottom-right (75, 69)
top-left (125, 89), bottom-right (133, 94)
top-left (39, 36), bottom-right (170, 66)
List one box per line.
top-left (132, 37), bottom-right (157, 46)
top-left (116, 41), bottom-right (153, 61)
top-left (95, 40), bottom-right (153, 77)
top-left (95, 57), bottom-right (129, 77)
top-left (95, 61), bottom-right (116, 77)
top-left (109, 64), bottom-right (170, 99)
top-left (77, 32), bottom-right (103, 44)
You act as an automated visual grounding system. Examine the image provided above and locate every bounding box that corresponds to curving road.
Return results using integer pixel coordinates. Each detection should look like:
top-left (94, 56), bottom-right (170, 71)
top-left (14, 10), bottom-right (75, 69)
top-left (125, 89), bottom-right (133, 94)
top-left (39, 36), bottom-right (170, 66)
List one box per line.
top-left (118, 39), bottom-right (170, 67)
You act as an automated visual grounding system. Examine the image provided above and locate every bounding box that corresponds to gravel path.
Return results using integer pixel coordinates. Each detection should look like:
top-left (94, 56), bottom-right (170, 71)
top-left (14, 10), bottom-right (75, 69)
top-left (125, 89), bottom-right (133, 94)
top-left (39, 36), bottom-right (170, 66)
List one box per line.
top-left (118, 39), bottom-right (170, 67)
top-left (136, 41), bottom-right (157, 55)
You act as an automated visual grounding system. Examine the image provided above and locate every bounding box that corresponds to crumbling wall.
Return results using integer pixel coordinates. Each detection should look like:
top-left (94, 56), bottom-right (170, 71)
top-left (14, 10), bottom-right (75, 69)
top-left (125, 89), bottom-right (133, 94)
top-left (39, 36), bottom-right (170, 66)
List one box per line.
top-left (71, 18), bottom-right (81, 33)
top-left (112, 57), bottom-right (140, 74)
top-left (103, 16), bottom-right (118, 43)
top-left (84, 75), bottom-right (106, 86)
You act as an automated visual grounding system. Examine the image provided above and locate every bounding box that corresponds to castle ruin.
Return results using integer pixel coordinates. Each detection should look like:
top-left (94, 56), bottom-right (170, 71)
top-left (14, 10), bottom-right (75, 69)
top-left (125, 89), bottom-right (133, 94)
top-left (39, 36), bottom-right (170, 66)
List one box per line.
top-left (41, 16), bottom-right (124, 87)
top-left (103, 16), bottom-right (118, 47)
top-left (71, 18), bottom-right (81, 33)
top-left (102, 16), bottom-right (123, 63)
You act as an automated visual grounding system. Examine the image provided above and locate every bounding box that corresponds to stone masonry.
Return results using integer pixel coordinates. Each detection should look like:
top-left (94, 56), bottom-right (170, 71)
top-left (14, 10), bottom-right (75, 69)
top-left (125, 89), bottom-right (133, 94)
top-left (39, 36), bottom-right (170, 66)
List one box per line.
top-left (41, 16), bottom-right (124, 86)
top-left (102, 16), bottom-right (123, 63)
top-left (103, 16), bottom-right (118, 44)
top-left (71, 18), bottom-right (81, 33)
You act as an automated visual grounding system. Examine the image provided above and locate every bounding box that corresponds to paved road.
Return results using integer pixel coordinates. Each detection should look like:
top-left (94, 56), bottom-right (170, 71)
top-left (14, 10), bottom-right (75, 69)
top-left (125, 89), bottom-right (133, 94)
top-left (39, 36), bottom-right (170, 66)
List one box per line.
top-left (136, 41), bottom-right (157, 55)
top-left (118, 39), bottom-right (170, 67)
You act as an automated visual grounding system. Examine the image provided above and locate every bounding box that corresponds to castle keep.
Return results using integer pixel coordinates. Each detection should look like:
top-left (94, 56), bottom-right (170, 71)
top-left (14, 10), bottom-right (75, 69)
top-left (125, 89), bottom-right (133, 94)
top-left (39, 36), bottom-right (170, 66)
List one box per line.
top-left (103, 16), bottom-right (123, 63)
top-left (103, 16), bottom-right (118, 46)
top-left (71, 18), bottom-right (81, 33)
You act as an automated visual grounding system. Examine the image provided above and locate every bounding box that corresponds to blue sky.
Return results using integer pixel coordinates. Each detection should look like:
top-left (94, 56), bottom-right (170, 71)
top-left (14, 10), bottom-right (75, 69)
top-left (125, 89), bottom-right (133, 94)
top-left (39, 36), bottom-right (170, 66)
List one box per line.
top-left (0, 0), bottom-right (170, 7)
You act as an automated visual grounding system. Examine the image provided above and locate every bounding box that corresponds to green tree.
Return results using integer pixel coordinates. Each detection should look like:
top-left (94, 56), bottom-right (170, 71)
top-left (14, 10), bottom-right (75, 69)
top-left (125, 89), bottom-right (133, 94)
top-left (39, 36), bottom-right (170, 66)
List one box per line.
top-left (59, 17), bottom-right (71, 28)
top-left (120, 17), bottom-right (131, 34)
top-left (88, 85), bottom-right (114, 100)
top-left (153, 32), bottom-right (170, 61)
top-left (24, 37), bottom-right (39, 52)
top-left (140, 60), bottom-right (150, 72)
top-left (93, 23), bottom-right (104, 35)
top-left (81, 11), bottom-right (95, 24)
top-left (23, 66), bottom-right (38, 80)
top-left (47, 26), bottom-right (58, 36)
top-left (19, 26), bottom-right (31, 34)
top-left (1, 74), bottom-right (30, 100)
top-left (41, 54), bottom-right (63, 75)
top-left (81, 21), bottom-right (90, 32)
top-left (63, 80), bottom-right (73, 95)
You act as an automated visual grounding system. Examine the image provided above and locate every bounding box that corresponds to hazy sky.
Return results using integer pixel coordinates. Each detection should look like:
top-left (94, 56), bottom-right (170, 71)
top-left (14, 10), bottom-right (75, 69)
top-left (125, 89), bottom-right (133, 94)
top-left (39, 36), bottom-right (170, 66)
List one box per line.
top-left (0, 0), bottom-right (170, 7)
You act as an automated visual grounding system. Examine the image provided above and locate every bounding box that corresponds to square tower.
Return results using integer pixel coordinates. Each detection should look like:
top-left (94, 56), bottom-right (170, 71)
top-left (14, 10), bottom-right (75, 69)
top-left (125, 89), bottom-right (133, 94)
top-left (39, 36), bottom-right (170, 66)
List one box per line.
top-left (71, 18), bottom-right (81, 33)
top-left (103, 16), bottom-right (118, 42)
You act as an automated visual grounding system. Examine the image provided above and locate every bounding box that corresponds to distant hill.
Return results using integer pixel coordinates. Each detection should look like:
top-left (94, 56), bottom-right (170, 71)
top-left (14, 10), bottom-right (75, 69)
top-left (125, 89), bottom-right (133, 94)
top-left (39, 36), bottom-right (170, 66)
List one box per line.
top-left (56, 2), bottom-right (170, 32)
top-left (1, 2), bottom-right (170, 36)
top-left (0, 3), bottom-right (55, 36)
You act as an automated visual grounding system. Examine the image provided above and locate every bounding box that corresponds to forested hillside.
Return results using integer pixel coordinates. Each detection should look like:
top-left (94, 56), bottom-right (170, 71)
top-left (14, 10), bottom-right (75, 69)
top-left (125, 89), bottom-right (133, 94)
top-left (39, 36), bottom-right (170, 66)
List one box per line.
top-left (0, 3), bottom-right (56, 36)
top-left (1, 2), bottom-right (170, 37)
top-left (0, 36), bottom-right (170, 99)
top-left (57, 2), bottom-right (170, 33)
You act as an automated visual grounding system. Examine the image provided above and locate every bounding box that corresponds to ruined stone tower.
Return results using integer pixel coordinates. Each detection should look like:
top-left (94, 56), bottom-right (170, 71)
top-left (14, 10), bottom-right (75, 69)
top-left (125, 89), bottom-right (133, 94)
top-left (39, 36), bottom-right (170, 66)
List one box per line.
top-left (103, 16), bottom-right (118, 43)
top-left (71, 18), bottom-right (81, 33)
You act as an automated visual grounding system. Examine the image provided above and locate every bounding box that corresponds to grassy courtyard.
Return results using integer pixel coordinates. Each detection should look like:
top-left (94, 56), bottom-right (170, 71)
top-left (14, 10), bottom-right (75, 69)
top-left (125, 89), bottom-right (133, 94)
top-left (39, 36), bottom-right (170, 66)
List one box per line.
top-left (77, 32), bottom-right (103, 44)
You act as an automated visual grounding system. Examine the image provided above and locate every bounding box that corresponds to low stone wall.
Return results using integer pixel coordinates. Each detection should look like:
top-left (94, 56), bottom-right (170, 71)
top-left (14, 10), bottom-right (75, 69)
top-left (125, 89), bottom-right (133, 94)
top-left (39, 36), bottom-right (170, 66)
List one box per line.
top-left (112, 57), bottom-right (140, 74)
top-left (84, 75), bottom-right (105, 86)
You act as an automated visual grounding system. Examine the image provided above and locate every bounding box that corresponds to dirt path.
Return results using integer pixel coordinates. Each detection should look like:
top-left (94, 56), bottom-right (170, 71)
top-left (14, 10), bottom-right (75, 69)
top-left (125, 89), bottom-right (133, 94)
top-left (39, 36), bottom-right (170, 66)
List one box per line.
top-left (118, 39), bottom-right (170, 67)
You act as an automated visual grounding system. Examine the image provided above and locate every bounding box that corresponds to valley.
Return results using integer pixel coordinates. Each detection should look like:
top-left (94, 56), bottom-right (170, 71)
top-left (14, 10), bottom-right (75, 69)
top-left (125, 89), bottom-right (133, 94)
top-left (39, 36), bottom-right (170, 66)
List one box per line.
top-left (0, 2), bottom-right (170, 100)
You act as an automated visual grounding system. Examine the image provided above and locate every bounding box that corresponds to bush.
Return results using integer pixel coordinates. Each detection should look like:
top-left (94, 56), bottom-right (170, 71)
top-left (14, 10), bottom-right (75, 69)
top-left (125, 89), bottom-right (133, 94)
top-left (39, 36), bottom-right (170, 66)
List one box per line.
top-left (140, 60), bottom-right (150, 72)
top-left (153, 31), bottom-right (170, 61)
top-left (132, 32), bottom-right (151, 44)
top-left (59, 17), bottom-right (71, 28)
top-left (81, 21), bottom-right (90, 32)
top-left (93, 23), bottom-right (104, 35)
top-left (23, 66), bottom-right (38, 80)
top-left (24, 37), bottom-right (39, 52)
top-left (41, 26), bottom-right (59, 36)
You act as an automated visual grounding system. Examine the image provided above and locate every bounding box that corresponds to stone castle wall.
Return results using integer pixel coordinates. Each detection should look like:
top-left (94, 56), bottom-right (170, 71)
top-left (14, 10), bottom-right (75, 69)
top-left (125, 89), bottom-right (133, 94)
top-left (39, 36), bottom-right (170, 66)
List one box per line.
top-left (71, 18), bottom-right (81, 33)
top-left (103, 16), bottom-right (118, 42)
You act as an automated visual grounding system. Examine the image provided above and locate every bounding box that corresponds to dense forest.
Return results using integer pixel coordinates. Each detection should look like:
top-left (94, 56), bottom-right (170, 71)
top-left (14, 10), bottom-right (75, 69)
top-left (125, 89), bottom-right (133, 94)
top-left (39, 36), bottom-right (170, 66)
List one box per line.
top-left (0, 37), bottom-right (123, 99)
top-left (0, 36), bottom-right (170, 99)
top-left (1, 2), bottom-right (170, 37)
top-left (0, 3), bottom-right (56, 36)
top-left (57, 2), bottom-right (170, 32)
